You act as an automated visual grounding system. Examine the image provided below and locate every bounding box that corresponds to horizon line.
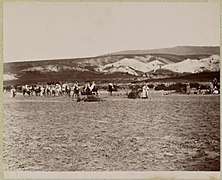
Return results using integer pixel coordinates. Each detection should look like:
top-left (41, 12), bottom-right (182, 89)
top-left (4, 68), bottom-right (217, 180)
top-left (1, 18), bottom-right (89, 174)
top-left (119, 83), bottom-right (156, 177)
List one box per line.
top-left (4, 45), bottom-right (220, 63)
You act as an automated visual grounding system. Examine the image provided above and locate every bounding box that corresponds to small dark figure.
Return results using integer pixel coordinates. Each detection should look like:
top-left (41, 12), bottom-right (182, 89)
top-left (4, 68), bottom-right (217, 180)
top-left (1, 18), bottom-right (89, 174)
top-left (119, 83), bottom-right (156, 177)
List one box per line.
top-left (108, 83), bottom-right (114, 95)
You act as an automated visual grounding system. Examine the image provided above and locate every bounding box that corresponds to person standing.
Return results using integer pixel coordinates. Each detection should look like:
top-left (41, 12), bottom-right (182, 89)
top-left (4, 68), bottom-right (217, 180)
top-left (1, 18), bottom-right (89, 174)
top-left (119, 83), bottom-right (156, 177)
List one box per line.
top-left (108, 83), bottom-right (114, 95)
top-left (70, 84), bottom-right (74, 100)
top-left (209, 82), bottom-right (214, 94)
top-left (74, 82), bottom-right (80, 100)
top-left (186, 83), bottom-right (190, 95)
top-left (40, 86), bottom-right (44, 96)
top-left (213, 78), bottom-right (218, 87)
top-left (10, 86), bottom-right (16, 98)
top-left (141, 84), bottom-right (149, 99)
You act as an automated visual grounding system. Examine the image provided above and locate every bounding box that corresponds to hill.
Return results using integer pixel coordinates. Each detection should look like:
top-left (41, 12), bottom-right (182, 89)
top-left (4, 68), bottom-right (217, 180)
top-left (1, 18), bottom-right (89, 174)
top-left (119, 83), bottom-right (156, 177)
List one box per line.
top-left (132, 71), bottom-right (220, 84)
top-left (110, 46), bottom-right (220, 56)
top-left (3, 46), bottom-right (220, 86)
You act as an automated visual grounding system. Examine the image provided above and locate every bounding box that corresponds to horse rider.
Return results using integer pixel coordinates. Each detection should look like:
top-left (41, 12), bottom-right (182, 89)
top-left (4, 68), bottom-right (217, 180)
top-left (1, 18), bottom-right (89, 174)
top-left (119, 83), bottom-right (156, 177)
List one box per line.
top-left (74, 82), bottom-right (80, 98)
top-left (22, 84), bottom-right (30, 97)
top-left (25, 84), bottom-right (30, 94)
top-left (29, 85), bottom-right (33, 96)
top-left (45, 84), bottom-right (51, 97)
top-left (51, 85), bottom-right (56, 96)
top-left (84, 82), bottom-right (91, 95)
top-left (90, 81), bottom-right (98, 96)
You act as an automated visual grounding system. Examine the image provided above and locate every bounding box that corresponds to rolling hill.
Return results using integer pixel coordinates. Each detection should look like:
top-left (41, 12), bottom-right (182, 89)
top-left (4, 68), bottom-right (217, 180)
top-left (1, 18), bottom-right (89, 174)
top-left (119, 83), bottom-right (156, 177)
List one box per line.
top-left (109, 46), bottom-right (220, 56)
top-left (3, 46), bottom-right (220, 86)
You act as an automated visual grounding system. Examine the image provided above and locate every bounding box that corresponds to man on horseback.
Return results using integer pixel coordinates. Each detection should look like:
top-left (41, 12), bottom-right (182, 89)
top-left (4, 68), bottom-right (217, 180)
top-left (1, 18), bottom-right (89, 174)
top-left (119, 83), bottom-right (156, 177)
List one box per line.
top-left (44, 84), bottom-right (51, 97)
top-left (66, 85), bottom-right (71, 97)
top-left (84, 82), bottom-right (91, 95)
top-left (51, 85), bottom-right (56, 96)
top-left (74, 82), bottom-right (80, 98)
top-left (34, 85), bottom-right (41, 96)
top-left (22, 84), bottom-right (31, 97)
top-left (90, 81), bottom-right (98, 96)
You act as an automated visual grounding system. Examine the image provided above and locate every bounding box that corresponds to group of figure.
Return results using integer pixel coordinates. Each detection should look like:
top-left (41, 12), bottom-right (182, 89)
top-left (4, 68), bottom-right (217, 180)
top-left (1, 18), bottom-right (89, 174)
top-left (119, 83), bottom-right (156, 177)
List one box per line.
top-left (192, 78), bottom-right (220, 95)
top-left (108, 83), bottom-right (118, 95)
top-left (127, 83), bottom-right (150, 99)
top-left (81, 81), bottom-right (98, 96)
top-left (8, 78), bottom-right (219, 99)
top-left (21, 83), bottom-right (80, 98)
top-left (210, 77), bottom-right (220, 94)
top-left (8, 81), bottom-right (119, 99)
top-left (10, 81), bottom-right (100, 99)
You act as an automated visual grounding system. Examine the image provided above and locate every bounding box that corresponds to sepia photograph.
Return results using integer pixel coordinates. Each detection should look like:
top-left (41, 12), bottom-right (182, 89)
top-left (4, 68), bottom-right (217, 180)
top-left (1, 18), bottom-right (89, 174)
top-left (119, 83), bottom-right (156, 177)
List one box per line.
top-left (2, 1), bottom-right (220, 179)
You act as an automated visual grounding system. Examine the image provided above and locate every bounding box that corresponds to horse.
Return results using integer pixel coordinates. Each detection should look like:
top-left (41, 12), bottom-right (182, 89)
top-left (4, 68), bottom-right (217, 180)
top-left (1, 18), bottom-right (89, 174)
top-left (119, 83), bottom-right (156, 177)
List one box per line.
top-left (22, 86), bottom-right (31, 97)
top-left (34, 86), bottom-right (41, 96)
top-left (69, 85), bottom-right (80, 100)
top-left (55, 84), bottom-right (62, 96)
top-left (29, 85), bottom-right (35, 96)
top-left (66, 86), bottom-right (71, 97)
top-left (50, 85), bottom-right (56, 97)
top-left (91, 85), bottom-right (98, 96)
top-left (85, 86), bottom-right (92, 95)
top-left (74, 86), bottom-right (80, 98)
top-left (61, 84), bottom-right (68, 96)
top-left (81, 85), bottom-right (92, 95)
top-left (44, 86), bottom-right (51, 97)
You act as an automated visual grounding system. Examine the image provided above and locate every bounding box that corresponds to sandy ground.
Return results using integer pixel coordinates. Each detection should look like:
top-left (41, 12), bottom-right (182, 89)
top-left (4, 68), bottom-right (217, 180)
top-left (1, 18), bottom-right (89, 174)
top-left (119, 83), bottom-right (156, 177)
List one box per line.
top-left (3, 91), bottom-right (220, 171)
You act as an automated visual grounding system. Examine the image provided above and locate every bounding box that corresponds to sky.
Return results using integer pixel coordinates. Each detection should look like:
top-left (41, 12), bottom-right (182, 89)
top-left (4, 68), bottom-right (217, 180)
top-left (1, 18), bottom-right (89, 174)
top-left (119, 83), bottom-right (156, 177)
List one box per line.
top-left (3, 2), bottom-right (220, 62)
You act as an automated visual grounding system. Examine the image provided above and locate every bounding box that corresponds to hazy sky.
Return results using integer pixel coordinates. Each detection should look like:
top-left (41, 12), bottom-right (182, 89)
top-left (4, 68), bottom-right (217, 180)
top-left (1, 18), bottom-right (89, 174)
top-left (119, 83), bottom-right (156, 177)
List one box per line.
top-left (3, 2), bottom-right (220, 62)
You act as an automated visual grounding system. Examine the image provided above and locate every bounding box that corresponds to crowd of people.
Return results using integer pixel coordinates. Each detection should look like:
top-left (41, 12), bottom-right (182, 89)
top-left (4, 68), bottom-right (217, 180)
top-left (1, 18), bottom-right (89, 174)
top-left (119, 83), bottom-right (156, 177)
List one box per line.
top-left (6, 81), bottom-right (118, 99)
top-left (19, 81), bottom-right (100, 99)
top-left (5, 78), bottom-right (220, 99)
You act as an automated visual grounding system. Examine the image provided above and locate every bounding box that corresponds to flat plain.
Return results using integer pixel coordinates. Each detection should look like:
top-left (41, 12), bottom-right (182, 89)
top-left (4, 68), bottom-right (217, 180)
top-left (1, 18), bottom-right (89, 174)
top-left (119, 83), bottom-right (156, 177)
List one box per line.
top-left (3, 91), bottom-right (220, 171)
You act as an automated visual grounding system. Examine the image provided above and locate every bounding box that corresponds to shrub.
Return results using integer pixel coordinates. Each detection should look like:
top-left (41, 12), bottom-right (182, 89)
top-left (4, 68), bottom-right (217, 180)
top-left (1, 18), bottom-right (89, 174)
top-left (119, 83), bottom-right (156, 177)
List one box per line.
top-left (155, 84), bottom-right (166, 91)
top-left (166, 83), bottom-right (186, 92)
top-left (190, 83), bottom-right (200, 89)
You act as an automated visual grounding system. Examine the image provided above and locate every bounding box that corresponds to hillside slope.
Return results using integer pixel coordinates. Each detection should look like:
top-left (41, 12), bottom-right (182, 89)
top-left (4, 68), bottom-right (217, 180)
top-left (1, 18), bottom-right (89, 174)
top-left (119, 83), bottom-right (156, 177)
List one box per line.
top-left (162, 55), bottom-right (220, 73)
top-left (110, 46), bottom-right (220, 56)
top-left (3, 46), bottom-right (220, 85)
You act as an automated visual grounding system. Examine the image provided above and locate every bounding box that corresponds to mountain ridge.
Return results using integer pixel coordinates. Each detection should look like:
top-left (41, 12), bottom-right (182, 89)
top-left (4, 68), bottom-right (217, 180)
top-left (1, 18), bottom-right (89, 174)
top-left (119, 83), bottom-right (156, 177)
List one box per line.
top-left (3, 46), bottom-right (220, 85)
top-left (108, 46), bottom-right (220, 56)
